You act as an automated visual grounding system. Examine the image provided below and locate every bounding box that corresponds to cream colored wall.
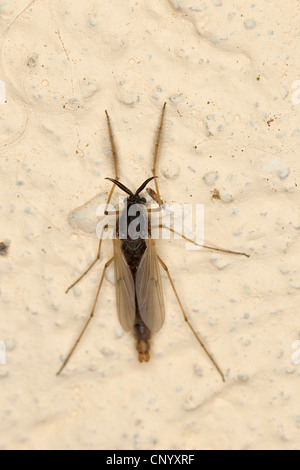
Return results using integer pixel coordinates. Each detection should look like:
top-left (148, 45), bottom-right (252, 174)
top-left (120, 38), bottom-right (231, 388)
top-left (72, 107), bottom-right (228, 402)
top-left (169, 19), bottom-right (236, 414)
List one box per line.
top-left (0, 0), bottom-right (299, 450)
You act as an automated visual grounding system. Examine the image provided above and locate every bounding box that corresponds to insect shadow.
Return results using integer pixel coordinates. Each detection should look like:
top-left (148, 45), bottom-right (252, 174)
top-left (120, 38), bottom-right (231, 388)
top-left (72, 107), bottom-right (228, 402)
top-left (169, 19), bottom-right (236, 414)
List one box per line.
top-left (57, 104), bottom-right (249, 380)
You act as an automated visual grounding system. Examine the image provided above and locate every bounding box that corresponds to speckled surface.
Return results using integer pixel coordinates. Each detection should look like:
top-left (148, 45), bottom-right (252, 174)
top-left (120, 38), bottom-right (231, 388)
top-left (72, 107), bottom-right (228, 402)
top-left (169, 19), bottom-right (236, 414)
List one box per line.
top-left (0, 0), bottom-right (299, 450)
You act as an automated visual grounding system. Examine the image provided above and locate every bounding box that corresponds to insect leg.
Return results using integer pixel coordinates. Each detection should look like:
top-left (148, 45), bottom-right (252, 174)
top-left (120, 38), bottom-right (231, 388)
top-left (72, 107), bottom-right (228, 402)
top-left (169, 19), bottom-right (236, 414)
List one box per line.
top-left (159, 225), bottom-right (249, 258)
top-left (105, 210), bottom-right (120, 216)
top-left (157, 256), bottom-right (225, 382)
top-left (57, 257), bottom-right (114, 375)
top-left (151, 102), bottom-right (166, 206)
top-left (105, 110), bottom-right (120, 214)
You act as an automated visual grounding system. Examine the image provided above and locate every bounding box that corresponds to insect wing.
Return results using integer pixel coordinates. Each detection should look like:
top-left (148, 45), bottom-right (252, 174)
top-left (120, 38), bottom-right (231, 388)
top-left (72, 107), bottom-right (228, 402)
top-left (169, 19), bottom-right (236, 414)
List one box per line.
top-left (136, 239), bottom-right (165, 332)
top-left (113, 239), bottom-right (136, 332)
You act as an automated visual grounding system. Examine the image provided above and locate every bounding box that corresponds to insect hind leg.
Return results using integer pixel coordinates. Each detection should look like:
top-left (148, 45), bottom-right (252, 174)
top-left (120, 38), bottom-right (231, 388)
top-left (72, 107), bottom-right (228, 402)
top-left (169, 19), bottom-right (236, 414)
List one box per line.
top-left (157, 256), bottom-right (225, 382)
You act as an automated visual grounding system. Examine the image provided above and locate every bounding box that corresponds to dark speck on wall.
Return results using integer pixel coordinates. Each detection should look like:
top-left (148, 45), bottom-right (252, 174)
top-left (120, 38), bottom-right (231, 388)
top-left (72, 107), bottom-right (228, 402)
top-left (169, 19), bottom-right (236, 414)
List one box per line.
top-left (0, 241), bottom-right (10, 256)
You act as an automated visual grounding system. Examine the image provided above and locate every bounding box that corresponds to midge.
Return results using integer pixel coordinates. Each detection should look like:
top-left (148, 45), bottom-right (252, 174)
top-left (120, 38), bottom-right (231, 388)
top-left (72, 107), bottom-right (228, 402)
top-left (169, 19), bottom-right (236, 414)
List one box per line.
top-left (57, 103), bottom-right (249, 379)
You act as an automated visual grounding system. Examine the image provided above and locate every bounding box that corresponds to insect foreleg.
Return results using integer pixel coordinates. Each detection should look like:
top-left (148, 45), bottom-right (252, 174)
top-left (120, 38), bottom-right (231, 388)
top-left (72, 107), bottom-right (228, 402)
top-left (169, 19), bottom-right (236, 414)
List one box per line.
top-left (151, 102), bottom-right (166, 206)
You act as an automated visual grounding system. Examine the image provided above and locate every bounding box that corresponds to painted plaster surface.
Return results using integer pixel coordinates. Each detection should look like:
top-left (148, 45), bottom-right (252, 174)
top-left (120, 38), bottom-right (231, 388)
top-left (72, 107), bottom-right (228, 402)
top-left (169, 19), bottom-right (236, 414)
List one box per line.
top-left (0, 0), bottom-right (299, 450)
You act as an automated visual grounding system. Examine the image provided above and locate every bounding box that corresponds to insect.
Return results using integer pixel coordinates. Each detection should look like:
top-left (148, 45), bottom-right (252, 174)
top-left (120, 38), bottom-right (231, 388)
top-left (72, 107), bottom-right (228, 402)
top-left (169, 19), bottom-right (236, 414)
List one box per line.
top-left (57, 103), bottom-right (249, 379)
